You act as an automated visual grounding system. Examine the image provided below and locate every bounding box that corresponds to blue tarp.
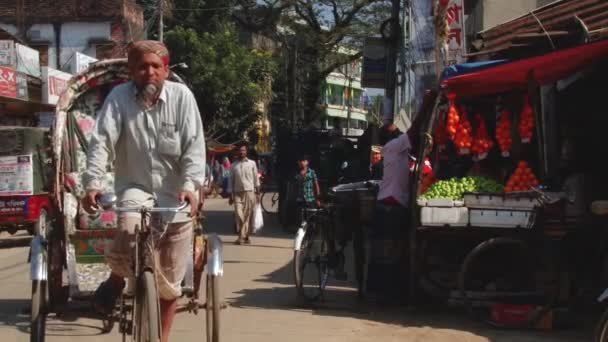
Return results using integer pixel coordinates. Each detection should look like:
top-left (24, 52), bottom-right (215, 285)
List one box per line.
top-left (441, 60), bottom-right (509, 81)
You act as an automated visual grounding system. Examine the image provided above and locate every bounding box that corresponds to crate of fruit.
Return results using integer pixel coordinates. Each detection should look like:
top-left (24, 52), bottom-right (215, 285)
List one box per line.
top-left (463, 192), bottom-right (538, 210)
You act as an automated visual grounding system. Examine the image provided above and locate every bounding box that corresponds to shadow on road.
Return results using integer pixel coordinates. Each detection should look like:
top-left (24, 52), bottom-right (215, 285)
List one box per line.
top-left (0, 235), bottom-right (31, 249)
top-left (203, 208), bottom-right (293, 240)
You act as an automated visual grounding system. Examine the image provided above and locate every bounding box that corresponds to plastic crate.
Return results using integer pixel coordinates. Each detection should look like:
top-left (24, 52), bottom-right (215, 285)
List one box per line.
top-left (464, 193), bottom-right (537, 210)
top-left (420, 207), bottom-right (468, 227)
top-left (469, 209), bottom-right (534, 228)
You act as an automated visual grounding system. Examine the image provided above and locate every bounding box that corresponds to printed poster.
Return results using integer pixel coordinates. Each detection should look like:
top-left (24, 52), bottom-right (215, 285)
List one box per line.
top-left (0, 155), bottom-right (34, 196)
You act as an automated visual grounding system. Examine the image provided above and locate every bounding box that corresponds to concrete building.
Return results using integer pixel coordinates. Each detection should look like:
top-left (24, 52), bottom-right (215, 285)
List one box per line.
top-left (0, 0), bottom-right (144, 73)
top-left (323, 57), bottom-right (369, 137)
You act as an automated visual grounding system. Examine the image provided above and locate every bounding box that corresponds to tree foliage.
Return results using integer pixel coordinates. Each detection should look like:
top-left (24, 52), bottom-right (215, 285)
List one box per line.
top-left (165, 24), bottom-right (275, 141)
top-left (235, 0), bottom-right (391, 127)
top-left (135, 0), bottom-right (276, 142)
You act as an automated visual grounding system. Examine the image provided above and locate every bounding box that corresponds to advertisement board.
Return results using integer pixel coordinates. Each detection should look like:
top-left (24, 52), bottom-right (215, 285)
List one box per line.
top-left (73, 52), bottom-right (98, 74)
top-left (16, 43), bottom-right (41, 78)
top-left (0, 198), bottom-right (27, 216)
top-left (361, 37), bottom-right (387, 89)
top-left (41, 67), bottom-right (72, 105)
top-left (446, 0), bottom-right (466, 65)
top-left (16, 71), bottom-right (28, 100)
top-left (0, 155), bottom-right (34, 196)
top-left (0, 66), bottom-right (17, 98)
top-left (0, 40), bottom-right (15, 68)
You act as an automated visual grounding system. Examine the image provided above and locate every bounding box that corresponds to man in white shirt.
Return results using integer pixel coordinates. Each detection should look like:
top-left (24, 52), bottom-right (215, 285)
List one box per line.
top-left (377, 127), bottom-right (411, 207)
top-left (82, 40), bottom-right (205, 342)
top-left (229, 143), bottom-right (260, 244)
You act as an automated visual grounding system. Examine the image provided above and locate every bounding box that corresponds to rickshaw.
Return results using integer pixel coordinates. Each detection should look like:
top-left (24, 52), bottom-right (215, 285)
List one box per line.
top-left (29, 59), bottom-right (224, 342)
top-left (0, 126), bottom-right (54, 236)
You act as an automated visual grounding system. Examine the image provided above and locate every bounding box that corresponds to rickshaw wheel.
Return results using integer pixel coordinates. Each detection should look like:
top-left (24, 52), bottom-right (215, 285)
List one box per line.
top-left (30, 279), bottom-right (47, 342)
top-left (206, 275), bottom-right (220, 342)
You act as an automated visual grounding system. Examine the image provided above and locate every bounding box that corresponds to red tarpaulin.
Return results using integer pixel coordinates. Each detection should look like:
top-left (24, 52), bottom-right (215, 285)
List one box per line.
top-left (442, 39), bottom-right (608, 98)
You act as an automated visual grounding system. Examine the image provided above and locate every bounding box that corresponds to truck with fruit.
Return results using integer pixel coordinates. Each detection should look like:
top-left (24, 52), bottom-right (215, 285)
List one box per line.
top-left (407, 41), bottom-right (608, 329)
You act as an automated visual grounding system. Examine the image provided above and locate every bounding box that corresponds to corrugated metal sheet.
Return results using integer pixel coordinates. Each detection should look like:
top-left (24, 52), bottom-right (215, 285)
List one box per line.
top-left (475, 0), bottom-right (608, 56)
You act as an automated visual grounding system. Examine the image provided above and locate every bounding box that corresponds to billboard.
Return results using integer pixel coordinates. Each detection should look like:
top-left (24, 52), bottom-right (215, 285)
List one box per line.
top-left (0, 66), bottom-right (17, 98)
top-left (15, 43), bottom-right (41, 78)
top-left (0, 155), bottom-right (34, 197)
top-left (0, 40), bottom-right (15, 68)
top-left (446, 0), bottom-right (466, 65)
top-left (72, 52), bottom-right (98, 74)
top-left (41, 67), bottom-right (72, 105)
top-left (361, 37), bottom-right (387, 89)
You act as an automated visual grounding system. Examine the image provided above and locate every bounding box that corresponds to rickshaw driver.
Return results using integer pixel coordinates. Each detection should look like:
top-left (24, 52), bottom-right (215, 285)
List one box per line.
top-left (81, 40), bottom-right (206, 342)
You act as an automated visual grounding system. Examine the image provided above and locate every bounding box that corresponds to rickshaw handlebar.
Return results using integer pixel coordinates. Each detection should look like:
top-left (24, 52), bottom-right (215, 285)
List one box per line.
top-left (111, 202), bottom-right (189, 213)
top-left (96, 193), bottom-right (189, 213)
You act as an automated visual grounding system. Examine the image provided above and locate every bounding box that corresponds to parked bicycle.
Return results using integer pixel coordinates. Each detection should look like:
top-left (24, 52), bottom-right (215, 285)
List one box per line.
top-left (293, 204), bottom-right (340, 301)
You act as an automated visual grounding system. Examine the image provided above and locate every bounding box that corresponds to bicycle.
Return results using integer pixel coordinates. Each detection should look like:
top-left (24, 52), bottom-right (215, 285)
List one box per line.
top-left (97, 193), bottom-right (186, 342)
top-left (293, 204), bottom-right (346, 302)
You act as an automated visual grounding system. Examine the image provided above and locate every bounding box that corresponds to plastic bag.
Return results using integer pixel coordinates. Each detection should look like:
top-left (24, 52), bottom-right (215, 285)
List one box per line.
top-left (253, 203), bottom-right (264, 234)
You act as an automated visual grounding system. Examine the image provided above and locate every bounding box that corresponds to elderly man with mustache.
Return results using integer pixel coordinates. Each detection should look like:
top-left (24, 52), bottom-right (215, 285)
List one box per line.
top-left (82, 40), bottom-right (205, 342)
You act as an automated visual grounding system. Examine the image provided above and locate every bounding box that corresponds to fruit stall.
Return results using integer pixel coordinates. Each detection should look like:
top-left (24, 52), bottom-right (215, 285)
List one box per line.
top-left (407, 40), bottom-right (608, 328)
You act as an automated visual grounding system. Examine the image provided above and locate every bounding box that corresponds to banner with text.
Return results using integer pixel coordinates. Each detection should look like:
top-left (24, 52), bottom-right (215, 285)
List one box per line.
top-left (42, 67), bottom-right (72, 105)
top-left (0, 66), bottom-right (17, 98)
top-left (16, 43), bottom-right (40, 78)
top-left (0, 155), bottom-right (34, 196)
top-left (446, 0), bottom-right (466, 65)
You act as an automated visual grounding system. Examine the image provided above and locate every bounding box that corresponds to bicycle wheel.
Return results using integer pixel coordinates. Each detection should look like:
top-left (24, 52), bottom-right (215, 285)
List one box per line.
top-left (134, 271), bottom-right (161, 342)
top-left (205, 275), bottom-right (220, 342)
top-left (261, 191), bottom-right (279, 215)
top-left (294, 226), bottom-right (329, 301)
top-left (30, 279), bottom-right (47, 342)
top-left (595, 308), bottom-right (608, 342)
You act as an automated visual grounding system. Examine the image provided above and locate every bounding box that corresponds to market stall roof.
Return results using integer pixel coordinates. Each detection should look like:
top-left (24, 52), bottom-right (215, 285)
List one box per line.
top-left (441, 39), bottom-right (608, 98)
top-left (474, 0), bottom-right (608, 58)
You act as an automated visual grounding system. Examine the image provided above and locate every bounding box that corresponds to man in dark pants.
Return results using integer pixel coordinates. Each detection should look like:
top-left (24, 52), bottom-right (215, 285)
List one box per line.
top-left (366, 124), bottom-right (411, 303)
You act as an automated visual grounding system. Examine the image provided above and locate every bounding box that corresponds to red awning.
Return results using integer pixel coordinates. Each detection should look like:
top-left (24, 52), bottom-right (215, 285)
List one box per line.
top-left (442, 39), bottom-right (608, 98)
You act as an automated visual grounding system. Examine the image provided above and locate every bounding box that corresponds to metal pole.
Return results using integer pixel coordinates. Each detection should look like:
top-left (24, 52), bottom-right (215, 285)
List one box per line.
top-left (383, 0), bottom-right (401, 125)
top-left (159, 0), bottom-right (164, 42)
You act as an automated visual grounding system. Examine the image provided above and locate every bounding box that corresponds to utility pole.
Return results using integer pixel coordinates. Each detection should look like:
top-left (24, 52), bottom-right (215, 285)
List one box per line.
top-left (158, 0), bottom-right (164, 42)
top-left (383, 0), bottom-right (401, 125)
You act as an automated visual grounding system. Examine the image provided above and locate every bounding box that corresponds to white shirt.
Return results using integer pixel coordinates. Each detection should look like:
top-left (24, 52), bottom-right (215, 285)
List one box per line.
top-left (229, 158), bottom-right (260, 193)
top-left (83, 81), bottom-right (206, 222)
top-left (377, 133), bottom-right (411, 207)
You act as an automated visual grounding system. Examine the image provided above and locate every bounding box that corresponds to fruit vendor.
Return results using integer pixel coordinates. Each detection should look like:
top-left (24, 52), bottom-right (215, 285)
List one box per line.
top-left (366, 124), bottom-right (412, 302)
top-left (377, 124), bottom-right (412, 207)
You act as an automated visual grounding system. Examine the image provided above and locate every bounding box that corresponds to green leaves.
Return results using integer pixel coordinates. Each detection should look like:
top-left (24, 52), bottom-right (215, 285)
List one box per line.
top-left (164, 23), bottom-right (276, 141)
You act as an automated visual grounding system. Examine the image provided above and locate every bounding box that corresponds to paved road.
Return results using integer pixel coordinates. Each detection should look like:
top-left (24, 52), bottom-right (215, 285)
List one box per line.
top-left (0, 198), bottom-right (592, 341)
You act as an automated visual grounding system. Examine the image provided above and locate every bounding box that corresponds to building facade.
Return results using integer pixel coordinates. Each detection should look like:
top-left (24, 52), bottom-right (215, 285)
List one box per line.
top-left (0, 0), bottom-right (144, 73)
top-left (323, 57), bottom-right (369, 137)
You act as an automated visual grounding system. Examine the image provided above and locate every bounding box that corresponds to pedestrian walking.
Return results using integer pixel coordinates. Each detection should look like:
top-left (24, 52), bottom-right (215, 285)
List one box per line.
top-left (229, 143), bottom-right (260, 244)
top-left (220, 156), bottom-right (232, 198)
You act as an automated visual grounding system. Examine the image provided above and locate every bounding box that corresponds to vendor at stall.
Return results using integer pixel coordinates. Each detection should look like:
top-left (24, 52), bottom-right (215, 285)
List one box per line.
top-left (366, 124), bottom-right (412, 302)
top-left (377, 124), bottom-right (411, 208)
